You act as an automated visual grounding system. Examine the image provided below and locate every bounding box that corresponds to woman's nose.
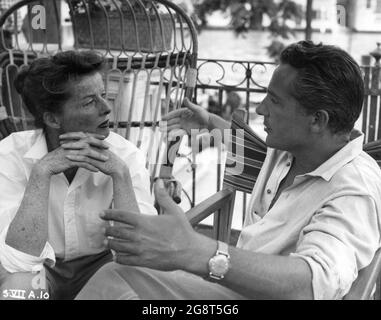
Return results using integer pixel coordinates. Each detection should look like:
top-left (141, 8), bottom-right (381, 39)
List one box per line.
top-left (98, 97), bottom-right (111, 115)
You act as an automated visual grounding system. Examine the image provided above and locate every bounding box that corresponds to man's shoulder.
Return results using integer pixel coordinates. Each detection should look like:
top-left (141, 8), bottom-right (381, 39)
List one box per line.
top-left (346, 151), bottom-right (381, 179)
top-left (333, 151), bottom-right (381, 198)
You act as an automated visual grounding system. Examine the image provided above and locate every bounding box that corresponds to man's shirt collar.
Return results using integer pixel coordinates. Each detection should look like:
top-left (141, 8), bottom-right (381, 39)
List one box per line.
top-left (296, 130), bottom-right (364, 182)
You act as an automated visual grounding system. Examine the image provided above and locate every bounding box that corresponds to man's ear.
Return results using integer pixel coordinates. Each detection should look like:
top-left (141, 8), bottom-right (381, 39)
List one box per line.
top-left (310, 110), bottom-right (330, 133)
top-left (43, 112), bottom-right (61, 129)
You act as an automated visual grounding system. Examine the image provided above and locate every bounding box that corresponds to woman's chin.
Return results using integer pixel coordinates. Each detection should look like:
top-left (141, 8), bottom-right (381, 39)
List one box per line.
top-left (96, 127), bottom-right (110, 137)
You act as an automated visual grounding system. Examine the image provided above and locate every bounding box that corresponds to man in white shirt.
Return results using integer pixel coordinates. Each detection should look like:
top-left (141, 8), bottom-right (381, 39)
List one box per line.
top-left (0, 50), bottom-right (156, 300)
top-left (76, 41), bottom-right (381, 300)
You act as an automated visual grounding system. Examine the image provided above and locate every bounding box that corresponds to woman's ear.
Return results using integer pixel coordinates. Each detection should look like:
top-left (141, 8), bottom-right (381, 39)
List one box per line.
top-left (43, 112), bottom-right (61, 129)
top-left (310, 110), bottom-right (330, 133)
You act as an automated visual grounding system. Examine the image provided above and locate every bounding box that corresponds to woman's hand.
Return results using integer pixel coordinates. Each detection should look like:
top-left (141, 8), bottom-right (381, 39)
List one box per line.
top-left (36, 132), bottom-right (109, 176)
top-left (59, 132), bottom-right (128, 178)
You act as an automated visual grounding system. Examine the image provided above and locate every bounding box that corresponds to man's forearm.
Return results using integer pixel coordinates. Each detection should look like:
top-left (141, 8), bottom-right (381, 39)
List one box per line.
top-left (185, 235), bottom-right (313, 300)
top-left (112, 170), bottom-right (140, 213)
top-left (223, 247), bottom-right (313, 299)
top-left (5, 166), bottom-right (51, 257)
top-left (205, 113), bottom-right (234, 145)
top-left (207, 113), bottom-right (231, 134)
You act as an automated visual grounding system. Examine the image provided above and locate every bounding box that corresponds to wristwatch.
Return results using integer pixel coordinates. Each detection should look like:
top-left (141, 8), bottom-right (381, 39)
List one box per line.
top-left (208, 241), bottom-right (230, 281)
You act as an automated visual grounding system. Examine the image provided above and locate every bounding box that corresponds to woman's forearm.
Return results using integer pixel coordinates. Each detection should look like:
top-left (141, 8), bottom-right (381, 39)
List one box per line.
top-left (5, 165), bottom-right (51, 256)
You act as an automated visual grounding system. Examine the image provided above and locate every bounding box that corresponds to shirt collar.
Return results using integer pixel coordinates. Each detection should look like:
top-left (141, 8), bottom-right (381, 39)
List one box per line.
top-left (295, 130), bottom-right (365, 182)
top-left (24, 129), bottom-right (48, 160)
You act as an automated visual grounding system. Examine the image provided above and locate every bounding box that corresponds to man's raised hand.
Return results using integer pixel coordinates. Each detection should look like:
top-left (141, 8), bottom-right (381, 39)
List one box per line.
top-left (160, 98), bottom-right (210, 140)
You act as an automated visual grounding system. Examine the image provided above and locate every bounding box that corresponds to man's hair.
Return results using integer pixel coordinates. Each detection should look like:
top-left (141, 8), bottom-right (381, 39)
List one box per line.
top-left (280, 41), bottom-right (364, 134)
top-left (14, 50), bottom-right (105, 128)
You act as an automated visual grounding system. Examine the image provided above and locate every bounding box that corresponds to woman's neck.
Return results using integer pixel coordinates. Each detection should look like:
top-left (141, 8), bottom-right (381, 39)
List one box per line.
top-left (44, 126), bottom-right (61, 152)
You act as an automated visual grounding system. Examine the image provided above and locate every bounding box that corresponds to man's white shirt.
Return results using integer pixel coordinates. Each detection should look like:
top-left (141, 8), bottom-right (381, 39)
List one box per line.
top-left (238, 131), bottom-right (381, 299)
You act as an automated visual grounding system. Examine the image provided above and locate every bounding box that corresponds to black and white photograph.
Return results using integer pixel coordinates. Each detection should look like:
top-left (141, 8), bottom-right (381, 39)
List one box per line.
top-left (0, 0), bottom-right (380, 306)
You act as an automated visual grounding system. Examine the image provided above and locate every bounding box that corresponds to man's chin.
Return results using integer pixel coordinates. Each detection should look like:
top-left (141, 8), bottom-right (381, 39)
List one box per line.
top-left (265, 137), bottom-right (283, 151)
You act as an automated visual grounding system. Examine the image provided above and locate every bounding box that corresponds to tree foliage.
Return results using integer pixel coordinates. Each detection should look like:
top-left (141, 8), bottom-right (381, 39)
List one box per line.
top-left (193, 0), bottom-right (305, 60)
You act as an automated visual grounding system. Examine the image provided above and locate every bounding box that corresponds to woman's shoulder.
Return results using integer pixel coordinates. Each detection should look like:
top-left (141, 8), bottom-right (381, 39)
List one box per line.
top-left (0, 129), bottom-right (43, 155)
top-left (106, 131), bottom-right (143, 155)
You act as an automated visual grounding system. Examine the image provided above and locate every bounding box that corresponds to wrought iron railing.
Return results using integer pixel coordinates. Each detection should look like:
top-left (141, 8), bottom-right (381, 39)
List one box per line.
top-left (175, 58), bottom-right (276, 228)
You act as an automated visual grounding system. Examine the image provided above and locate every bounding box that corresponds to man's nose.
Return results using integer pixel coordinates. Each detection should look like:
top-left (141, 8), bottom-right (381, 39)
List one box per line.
top-left (256, 101), bottom-right (266, 116)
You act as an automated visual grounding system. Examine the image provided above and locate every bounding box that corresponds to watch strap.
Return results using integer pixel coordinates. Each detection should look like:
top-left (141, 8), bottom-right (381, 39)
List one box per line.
top-left (216, 241), bottom-right (230, 258)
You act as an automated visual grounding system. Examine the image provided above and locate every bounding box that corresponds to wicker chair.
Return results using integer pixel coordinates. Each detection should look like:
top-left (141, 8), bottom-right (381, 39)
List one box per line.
top-left (0, 0), bottom-right (198, 191)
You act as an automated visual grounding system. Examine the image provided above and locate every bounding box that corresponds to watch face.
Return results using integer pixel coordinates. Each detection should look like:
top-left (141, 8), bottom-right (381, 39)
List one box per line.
top-left (209, 255), bottom-right (229, 276)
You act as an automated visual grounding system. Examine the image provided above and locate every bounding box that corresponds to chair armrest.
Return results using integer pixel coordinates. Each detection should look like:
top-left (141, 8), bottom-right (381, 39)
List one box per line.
top-left (186, 189), bottom-right (234, 226)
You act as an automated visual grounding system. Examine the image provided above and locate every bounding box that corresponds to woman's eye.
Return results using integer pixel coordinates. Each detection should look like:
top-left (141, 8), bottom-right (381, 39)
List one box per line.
top-left (83, 99), bottom-right (95, 107)
top-left (101, 93), bottom-right (107, 99)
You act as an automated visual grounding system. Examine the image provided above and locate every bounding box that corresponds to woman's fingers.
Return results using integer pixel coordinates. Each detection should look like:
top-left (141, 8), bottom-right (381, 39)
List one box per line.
top-left (61, 138), bottom-right (109, 150)
top-left (66, 148), bottom-right (108, 162)
top-left (59, 132), bottom-right (106, 141)
top-left (70, 160), bottom-right (100, 173)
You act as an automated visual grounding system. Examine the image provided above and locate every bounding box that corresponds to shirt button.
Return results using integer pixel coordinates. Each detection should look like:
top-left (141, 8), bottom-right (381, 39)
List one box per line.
top-left (267, 189), bottom-right (272, 194)
top-left (287, 162), bottom-right (291, 167)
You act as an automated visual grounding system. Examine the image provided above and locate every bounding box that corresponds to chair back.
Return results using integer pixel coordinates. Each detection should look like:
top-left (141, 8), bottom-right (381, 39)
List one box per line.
top-left (0, 0), bottom-right (198, 181)
top-left (211, 112), bottom-right (267, 242)
top-left (224, 112), bottom-right (267, 193)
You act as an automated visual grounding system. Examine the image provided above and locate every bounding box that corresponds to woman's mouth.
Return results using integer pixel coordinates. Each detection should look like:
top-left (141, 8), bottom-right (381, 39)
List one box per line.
top-left (98, 119), bottom-right (110, 128)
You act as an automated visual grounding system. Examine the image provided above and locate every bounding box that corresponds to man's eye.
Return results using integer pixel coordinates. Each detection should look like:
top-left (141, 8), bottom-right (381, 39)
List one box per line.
top-left (101, 93), bottom-right (107, 99)
top-left (270, 97), bottom-right (279, 104)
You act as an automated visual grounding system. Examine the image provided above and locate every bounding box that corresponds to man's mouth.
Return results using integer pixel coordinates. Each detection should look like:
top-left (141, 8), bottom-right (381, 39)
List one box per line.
top-left (98, 119), bottom-right (110, 128)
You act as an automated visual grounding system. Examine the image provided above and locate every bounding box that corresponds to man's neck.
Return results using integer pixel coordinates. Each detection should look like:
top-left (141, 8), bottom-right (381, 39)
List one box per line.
top-left (290, 134), bottom-right (351, 175)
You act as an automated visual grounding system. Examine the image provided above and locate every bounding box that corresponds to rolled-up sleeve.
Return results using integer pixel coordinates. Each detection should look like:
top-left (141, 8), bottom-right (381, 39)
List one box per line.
top-left (290, 195), bottom-right (380, 300)
top-left (0, 224), bottom-right (55, 273)
top-left (0, 160), bottom-right (55, 273)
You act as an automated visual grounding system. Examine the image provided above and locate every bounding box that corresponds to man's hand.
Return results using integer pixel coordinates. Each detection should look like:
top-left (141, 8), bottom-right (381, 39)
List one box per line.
top-left (160, 98), bottom-right (210, 140)
top-left (59, 132), bottom-right (128, 178)
top-left (101, 179), bottom-right (214, 273)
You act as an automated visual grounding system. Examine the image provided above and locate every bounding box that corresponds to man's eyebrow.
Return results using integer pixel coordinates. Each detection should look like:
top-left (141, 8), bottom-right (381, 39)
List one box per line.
top-left (267, 89), bottom-right (281, 100)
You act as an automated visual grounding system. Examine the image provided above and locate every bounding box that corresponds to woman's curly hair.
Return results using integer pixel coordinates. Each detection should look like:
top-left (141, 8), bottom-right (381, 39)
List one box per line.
top-left (14, 50), bottom-right (105, 128)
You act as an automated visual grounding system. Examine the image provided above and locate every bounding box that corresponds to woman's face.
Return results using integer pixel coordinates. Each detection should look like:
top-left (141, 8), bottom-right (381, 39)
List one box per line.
top-left (56, 72), bottom-right (111, 137)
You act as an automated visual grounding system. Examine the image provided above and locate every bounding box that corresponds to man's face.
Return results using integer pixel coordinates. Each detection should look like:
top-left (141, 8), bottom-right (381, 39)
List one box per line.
top-left (57, 72), bottom-right (111, 137)
top-left (256, 64), bottom-right (312, 151)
